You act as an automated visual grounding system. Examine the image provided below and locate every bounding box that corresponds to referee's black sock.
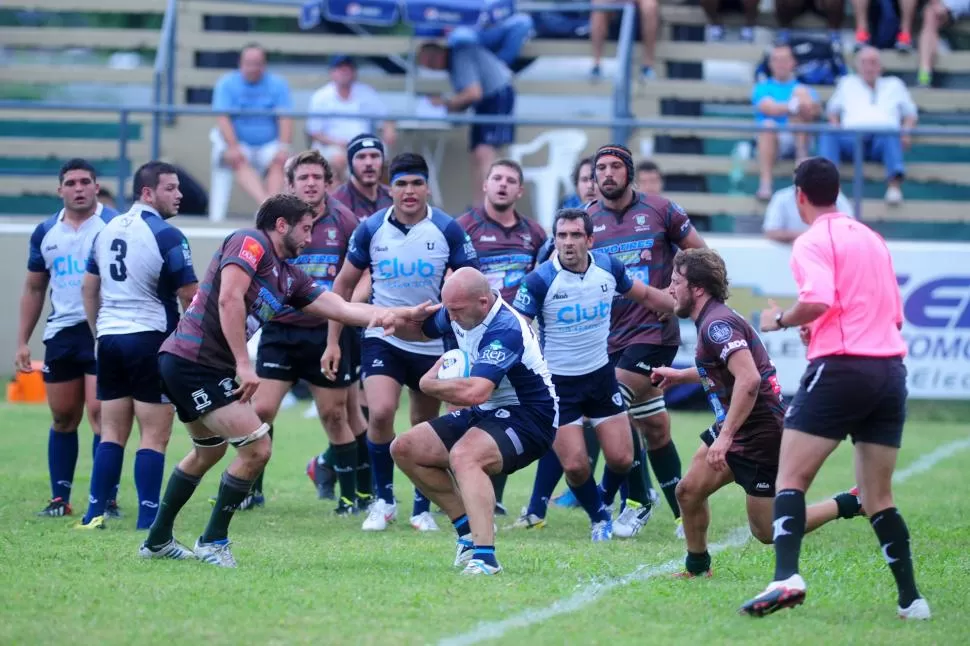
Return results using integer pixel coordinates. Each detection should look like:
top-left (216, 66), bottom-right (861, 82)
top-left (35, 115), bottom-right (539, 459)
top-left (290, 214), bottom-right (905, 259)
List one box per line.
top-left (870, 507), bottom-right (921, 608)
top-left (647, 440), bottom-right (683, 519)
top-left (772, 489), bottom-right (806, 581)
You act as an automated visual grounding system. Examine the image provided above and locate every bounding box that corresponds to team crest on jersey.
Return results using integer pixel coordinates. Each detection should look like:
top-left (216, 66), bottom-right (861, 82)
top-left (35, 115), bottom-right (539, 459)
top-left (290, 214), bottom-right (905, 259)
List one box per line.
top-left (707, 320), bottom-right (733, 344)
top-left (636, 215), bottom-right (646, 225)
top-left (426, 241), bottom-right (435, 250)
top-left (327, 229), bottom-right (336, 240)
top-left (239, 236), bottom-right (265, 269)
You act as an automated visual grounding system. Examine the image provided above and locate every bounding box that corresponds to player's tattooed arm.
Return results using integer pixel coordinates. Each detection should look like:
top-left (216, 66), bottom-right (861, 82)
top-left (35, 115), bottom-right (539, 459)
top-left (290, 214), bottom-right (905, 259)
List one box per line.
top-left (82, 272), bottom-right (101, 338)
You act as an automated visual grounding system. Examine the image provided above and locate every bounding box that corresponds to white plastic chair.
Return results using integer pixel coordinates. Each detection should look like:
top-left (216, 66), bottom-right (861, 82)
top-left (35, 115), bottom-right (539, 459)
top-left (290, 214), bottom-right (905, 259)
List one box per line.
top-left (208, 128), bottom-right (234, 222)
top-left (507, 129), bottom-right (588, 231)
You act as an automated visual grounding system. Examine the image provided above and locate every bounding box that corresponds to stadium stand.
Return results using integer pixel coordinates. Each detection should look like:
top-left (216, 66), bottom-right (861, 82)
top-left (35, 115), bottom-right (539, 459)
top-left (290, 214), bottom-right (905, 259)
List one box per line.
top-left (2, 0), bottom-right (970, 236)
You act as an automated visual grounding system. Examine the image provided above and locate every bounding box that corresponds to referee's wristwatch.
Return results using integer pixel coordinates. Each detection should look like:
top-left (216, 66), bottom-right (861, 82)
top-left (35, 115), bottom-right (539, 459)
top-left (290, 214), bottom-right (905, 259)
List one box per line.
top-left (775, 310), bottom-right (788, 329)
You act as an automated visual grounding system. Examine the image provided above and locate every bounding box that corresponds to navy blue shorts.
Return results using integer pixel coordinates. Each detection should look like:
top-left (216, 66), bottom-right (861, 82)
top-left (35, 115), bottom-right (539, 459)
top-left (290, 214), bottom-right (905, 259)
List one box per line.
top-left (553, 362), bottom-right (625, 427)
top-left (471, 85), bottom-right (516, 151)
top-left (158, 352), bottom-right (238, 424)
top-left (256, 322), bottom-right (357, 388)
top-left (43, 323), bottom-right (96, 384)
top-left (429, 405), bottom-right (556, 475)
top-left (97, 331), bottom-right (169, 403)
top-left (360, 336), bottom-right (438, 391)
top-left (785, 355), bottom-right (908, 449)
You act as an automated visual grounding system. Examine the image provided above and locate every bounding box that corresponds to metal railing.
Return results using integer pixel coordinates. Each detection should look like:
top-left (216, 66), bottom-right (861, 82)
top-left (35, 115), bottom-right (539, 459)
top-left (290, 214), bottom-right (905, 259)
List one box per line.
top-left (151, 0), bottom-right (178, 158)
top-left (4, 100), bottom-right (967, 219)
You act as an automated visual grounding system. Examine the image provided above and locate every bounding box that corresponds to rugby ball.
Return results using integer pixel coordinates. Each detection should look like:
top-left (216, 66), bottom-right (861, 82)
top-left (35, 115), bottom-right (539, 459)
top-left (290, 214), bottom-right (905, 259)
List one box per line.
top-left (438, 349), bottom-right (473, 380)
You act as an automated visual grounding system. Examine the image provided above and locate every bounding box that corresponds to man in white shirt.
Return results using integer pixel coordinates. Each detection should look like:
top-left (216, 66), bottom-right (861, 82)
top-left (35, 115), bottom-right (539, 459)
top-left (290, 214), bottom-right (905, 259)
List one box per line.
top-left (817, 47), bottom-right (918, 205)
top-left (763, 184), bottom-right (855, 243)
top-left (306, 56), bottom-right (397, 181)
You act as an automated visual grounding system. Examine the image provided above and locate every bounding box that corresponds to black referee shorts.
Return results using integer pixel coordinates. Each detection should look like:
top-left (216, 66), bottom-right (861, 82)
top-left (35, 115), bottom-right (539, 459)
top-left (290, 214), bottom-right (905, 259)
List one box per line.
top-left (784, 355), bottom-right (908, 448)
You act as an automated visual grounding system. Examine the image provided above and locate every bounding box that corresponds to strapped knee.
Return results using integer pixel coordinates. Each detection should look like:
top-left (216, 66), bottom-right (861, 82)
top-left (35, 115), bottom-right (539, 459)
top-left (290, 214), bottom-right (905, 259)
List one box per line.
top-left (629, 395), bottom-right (666, 420)
top-left (617, 382), bottom-right (636, 408)
top-left (228, 422), bottom-right (271, 448)
top-left (193, 435), bottom-right (227, 448)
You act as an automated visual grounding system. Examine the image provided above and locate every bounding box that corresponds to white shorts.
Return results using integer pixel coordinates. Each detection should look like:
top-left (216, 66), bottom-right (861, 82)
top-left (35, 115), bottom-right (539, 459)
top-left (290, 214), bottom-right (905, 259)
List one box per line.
top-left (209, 129), bottom-right (282, 174)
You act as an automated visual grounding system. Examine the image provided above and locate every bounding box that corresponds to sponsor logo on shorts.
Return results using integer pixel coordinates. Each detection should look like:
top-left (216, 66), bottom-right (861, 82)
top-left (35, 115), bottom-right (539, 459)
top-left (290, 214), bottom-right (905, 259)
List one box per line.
top-left (371, 359), bottom-right (384, 368)
top-left (612, 392), bottom-right (623, 407)
top-left (218, 378), bottom-right (235, 398)
top-left (494, 408), bottom-right (510, 419)
top-left (755, 481), bottom-right (771, 491)
top-left (192, 388), bottom-right (212, 411)
top-left (635, 361), bottom-right (654, 373)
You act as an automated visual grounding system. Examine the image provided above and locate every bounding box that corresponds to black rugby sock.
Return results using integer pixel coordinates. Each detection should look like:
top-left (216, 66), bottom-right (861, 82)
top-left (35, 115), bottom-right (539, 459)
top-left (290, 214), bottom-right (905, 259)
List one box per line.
top-left (355, 432), bottom-right (373, 497)
top-left (625, 428), bottom-right (654, 507)
top-left (772, 489), bottom-right (806, 581)
top-left (146, 467), bottom-right (200, 548)
top-left (490, 473), bottom-right (508, 505)
top-left (202, 471), bottom-right (254, 543)
top-left (647, 440), bottom-right (682, 519)
top-left (331, 441), bottom-right (358, 503)
top-left (870, 507), bottom-right (921, 608)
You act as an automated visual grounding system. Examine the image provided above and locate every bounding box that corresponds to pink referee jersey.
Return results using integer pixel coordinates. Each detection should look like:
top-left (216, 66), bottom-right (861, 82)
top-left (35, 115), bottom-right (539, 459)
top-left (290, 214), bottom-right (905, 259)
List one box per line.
top-left (790, 212), bottom-right (906, 361)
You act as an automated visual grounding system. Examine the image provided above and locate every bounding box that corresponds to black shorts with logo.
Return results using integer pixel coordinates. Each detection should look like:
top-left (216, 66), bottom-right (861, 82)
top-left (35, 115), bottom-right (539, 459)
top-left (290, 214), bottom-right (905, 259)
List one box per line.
top-left (158, 352), bottom-right (239, 424)
top-left (785, 355), bottom-right (908, 448)
top-left (609, 343), bottom-right (679, 378)
top-left (256, 321), bottom-right (357, 388)
top-left (701, 425), bottom-right (777, 497)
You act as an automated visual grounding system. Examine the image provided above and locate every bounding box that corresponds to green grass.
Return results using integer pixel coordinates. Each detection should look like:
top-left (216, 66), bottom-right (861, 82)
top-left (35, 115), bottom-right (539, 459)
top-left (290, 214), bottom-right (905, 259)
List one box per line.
top-left (1, 403), bottom-right (968, 645)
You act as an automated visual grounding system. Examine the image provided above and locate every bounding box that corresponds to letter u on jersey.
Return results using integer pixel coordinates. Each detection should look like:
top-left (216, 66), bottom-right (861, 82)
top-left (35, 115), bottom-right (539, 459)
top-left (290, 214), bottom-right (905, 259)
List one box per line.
top-left (556, 301), bottom-right (611, 324)
top-left (376, 258), bottom-right (436, 279)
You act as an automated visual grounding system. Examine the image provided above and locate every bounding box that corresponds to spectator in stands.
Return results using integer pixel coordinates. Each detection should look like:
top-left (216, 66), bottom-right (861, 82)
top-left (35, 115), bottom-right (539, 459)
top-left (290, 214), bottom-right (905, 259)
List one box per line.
top-left (851, 0), bottom-right (918, 52)
top-left (701, 0), bottom-right (760, 43)
top-left (560, 156), bottom-right (597, 208)
top-left (306, 55), bottom-right (396, 182)
top-left (918, 0), bottom-right (970, 87)
top-left (636, 160), bottom-right (664, 194)
top-left (448, 11), bottom-right (535, 66)
top-left (752, 44), bottom-right (822, 201)
top-left (211, 43), bottom-right (293, 206)
top-left (817, 46), bottom-right (916, 205)
top-left (418, 42), bottom-right (516, 203)
top-left (591, 0), bottom-right (660, 80)
top-left (774, 0), bottom-right (844, 44)
top-left (763, 181), bottom-right (855, 243)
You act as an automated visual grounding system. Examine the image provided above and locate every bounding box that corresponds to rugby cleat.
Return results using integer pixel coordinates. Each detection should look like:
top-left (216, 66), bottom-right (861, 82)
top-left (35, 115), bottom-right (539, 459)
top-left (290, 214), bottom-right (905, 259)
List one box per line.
top-left (410, 511), bottom-right (440, 532)
top-left (306, 457), bottom-right (336, 500)
top-left (334, 497), bottom-right (356, 516)
top-left (739, 574), bottom-right (807, 617)
top-left (74, 515), bottom-right (106, 530)
top-left (509, 507), bottom-right (546, 529)
top-left (454, 538), bottom-right (475, 568)
top-left (673, 569), bottom-right (713, 579)
top-left (194, 537), bottom-right (238, 568)
top-left (37, 497), bottom-right (72, 517)
top-left (237, 492), bottom-right (265, 511)
top-left (898, 598), bottom-right (931, 620)
top-left (591, 519), bottom-right (613, 542)
top-left (613, 500), bottom-right (652, 538)
top-left (552, 490), bottom-right (580, 508)
top-left (494, 502), bottom-right (508, 516)
top-left (138, 538), bottom-right (195, 560)
top-left (362, 499), bottom-right (397, 531)
top-left (355, 493), bottom-right (374, 513)
top-left (460, 559), bottom-right (503, 576)
top-left (105, 500), bottom-right (122, 519)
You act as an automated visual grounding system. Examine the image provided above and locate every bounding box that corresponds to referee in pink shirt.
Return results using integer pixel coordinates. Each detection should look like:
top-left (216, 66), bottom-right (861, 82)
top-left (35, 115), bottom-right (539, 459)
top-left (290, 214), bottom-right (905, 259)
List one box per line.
top-left (739, 158), bottom-right (930, 620)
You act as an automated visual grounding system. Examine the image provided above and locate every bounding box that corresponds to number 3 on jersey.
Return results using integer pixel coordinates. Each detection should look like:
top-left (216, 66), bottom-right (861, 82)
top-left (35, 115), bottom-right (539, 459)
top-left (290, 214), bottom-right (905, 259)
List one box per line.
top-left (109, 238), bottom-right (128, 281)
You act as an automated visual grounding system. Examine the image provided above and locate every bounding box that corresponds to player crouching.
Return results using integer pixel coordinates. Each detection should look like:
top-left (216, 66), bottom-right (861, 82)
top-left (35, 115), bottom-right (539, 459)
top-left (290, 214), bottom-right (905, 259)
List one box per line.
top-left (652, 248), bottom-right (863, 579)
top-left (390, 268), bottom-right (558, 575)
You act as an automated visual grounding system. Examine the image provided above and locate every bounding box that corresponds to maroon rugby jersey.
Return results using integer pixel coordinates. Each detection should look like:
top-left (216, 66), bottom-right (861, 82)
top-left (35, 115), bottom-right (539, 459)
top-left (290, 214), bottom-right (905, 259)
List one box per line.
top-left (160, 229), bottom-right (322, 371)
top-left (330, 180), bottom-right (393, 222)
top-left (694, 299), bottom-right (785, 465)
top-left (272, 196), bottom-right (358, 327)
top-left (587, 191), bottom-right (694, 350)
top-left (455, 207), bottom-right (547, 302)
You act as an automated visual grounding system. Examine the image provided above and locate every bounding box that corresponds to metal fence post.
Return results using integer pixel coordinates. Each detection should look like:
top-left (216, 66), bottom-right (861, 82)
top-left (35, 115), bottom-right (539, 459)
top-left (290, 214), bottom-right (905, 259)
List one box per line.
top-left (852, 131), bottom-right (865, 220)
top-left (118, 110), bottom-right (130, 211)
top-left (167, 3), bottom-right (177, 126)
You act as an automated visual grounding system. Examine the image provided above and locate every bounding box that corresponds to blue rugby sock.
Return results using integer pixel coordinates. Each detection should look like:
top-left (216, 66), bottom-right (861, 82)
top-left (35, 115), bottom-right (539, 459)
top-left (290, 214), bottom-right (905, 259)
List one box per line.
top-left (83, 441), bottom-right (124, 523)
top-left (134, 448), bottom-right (165, 530)
top-left (49, 428), bottom-right (79, 502)
top-left (412, 489), bottom-right (431, 517)
top-left (367, 439), bottom-right (395, 504)
top-left (526, 450), bottom-right (563, 518)
top-left (600, 466), bottom-right (627, 508)
top-left (473, 545), bottom-right (498, 568)
top-left (91, 433), bottom-right (101, 460)
top-left (451, 514), bottom-right (470, 538)
top-left (568, 474), bottom-right (610, 523)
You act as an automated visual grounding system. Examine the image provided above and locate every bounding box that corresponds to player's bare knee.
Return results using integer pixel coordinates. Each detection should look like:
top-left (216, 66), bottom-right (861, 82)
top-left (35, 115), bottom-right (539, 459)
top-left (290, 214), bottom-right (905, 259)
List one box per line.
top-left (750, 519), bottom-right (774, 544)
top-left (448, 443), bottom-right (485, 474)
top-left (319, 404), bottom-right (347, 433)
top-left (675, 477), bottom-right (699, 508)
top-left (51, 411), bottom-right (82, 432)
top-left (243, 439), bottom-right (272, 471)
top-left (602, 441), bottom-right (633, 473)
top-left (389, 433), bottom-right (413, 463)
top-left (563, 462), bottom-right (591, 486)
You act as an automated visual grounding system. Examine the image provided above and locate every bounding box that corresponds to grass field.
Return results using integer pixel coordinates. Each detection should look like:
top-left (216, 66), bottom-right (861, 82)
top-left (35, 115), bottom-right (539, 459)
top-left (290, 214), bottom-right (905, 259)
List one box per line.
top-left (1, 401), bottom-right (968, 645)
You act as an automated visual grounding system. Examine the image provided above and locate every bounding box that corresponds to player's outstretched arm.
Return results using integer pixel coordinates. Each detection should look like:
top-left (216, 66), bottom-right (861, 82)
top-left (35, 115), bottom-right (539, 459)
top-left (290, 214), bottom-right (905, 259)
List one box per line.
top-left (651, 366), bottom-right (701, 389)
top-left (303, 291), bottom-right (392, 331)
top-left (15, 271), bottom-right (49, 373)
top-left (625, 278), bottom-right (675, 314)
top-left (323, 261), bottom-right (366, 375)
top-left (82, 272), bottom-right (101, 338)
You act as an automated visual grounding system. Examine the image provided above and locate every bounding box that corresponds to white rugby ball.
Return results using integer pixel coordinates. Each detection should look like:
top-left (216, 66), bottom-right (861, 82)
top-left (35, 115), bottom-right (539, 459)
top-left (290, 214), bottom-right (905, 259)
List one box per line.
top-left (437, 349), bottom-right (473, 380)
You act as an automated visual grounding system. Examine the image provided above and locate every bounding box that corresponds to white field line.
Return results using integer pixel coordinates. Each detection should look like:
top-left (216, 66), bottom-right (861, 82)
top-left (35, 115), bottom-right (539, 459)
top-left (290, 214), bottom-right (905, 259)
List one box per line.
top-left (438, 436), bottom-right (970, 646)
